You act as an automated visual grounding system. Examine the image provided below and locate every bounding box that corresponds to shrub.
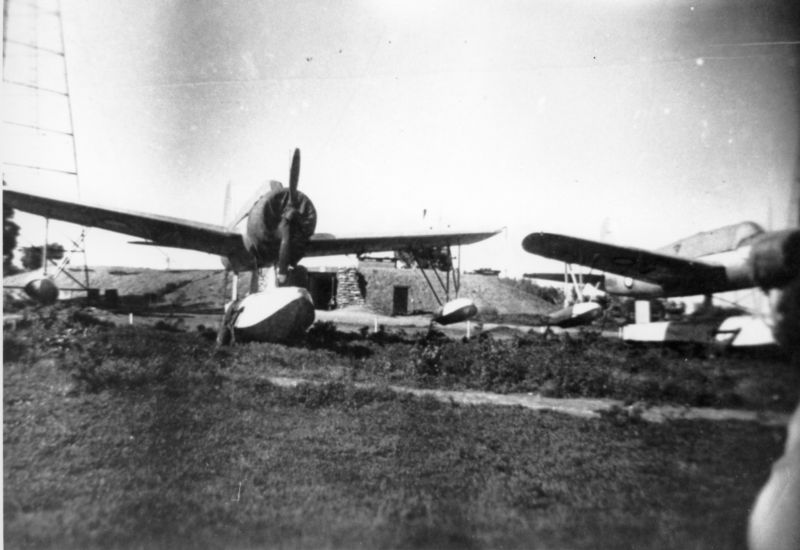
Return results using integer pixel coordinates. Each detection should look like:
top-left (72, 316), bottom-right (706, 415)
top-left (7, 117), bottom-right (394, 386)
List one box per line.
top-left (412, 343), bottom-right (443, 378)
top-left (3, 335), bottom-right (28, 363)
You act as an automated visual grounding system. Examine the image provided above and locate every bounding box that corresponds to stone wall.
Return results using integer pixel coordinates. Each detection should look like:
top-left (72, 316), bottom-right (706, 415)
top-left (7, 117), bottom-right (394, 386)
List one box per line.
top-left (335, 267), bottom-right (366, 308)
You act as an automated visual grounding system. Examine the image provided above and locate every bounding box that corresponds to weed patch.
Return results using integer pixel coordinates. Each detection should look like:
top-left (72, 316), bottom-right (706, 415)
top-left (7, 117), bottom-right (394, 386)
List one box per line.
top-left (5, 305), bottom-right (798, 411)
top-left (394, 333), bottom-right (799, 410)
top-left (3, 335), bottom-right (28, 362)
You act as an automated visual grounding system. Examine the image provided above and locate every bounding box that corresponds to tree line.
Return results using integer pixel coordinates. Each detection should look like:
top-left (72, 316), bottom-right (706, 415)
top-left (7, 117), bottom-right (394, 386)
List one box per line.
top-left (3, 202), bottom-right (64, 275)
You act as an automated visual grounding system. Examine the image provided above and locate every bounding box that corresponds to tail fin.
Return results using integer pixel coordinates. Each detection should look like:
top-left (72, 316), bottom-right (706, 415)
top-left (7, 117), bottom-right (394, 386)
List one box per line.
top-left (226, 180), bottom-right (282, 230)
top-left (222, 180), bottom-right (233, 227)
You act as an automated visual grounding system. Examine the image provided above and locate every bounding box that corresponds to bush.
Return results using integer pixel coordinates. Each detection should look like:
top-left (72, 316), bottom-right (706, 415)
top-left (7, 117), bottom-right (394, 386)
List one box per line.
top-left (412, 343), bottom-right (443, 378)
top-left (20, 243), bottom-right (65, 271)
top-left (3, 336), bottom-right (28, 363)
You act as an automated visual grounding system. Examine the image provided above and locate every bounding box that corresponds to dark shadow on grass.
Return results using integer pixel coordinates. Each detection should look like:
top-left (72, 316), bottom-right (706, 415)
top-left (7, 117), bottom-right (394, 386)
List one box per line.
top-left (292, 321), bottom-right (377, 359)
top-left (75, 335), bottom-right (237, 547)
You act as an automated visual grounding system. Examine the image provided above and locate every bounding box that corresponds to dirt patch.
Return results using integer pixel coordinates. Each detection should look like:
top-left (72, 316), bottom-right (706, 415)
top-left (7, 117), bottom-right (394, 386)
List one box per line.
top-left (266, 376), bottom-right (792, 426)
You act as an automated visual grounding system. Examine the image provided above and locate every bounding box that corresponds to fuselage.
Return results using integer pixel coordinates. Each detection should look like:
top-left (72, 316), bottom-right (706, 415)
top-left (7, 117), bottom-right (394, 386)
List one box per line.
top-left (603, 245), bottom-right (756, 298)
top-left (604, 223), bottom-right (800, 299)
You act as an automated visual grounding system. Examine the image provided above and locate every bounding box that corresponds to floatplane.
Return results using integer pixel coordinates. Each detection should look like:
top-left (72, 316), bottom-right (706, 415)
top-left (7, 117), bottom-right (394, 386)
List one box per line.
top-left (522, 222), bottom-right (800, 347)
top-left (4, 149), bottom-right (501, 343)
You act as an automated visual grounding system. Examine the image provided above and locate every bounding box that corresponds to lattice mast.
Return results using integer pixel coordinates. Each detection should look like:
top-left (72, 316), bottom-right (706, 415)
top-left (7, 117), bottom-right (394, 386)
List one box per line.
top-left (3, 0), bottom-right (90, 289)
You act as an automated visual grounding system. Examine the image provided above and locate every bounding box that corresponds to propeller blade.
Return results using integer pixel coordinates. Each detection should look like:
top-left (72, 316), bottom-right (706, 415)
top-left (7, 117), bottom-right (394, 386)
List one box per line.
top-left (277, 220), bottom-right (291, 284)
top-left (289, 148), bottom-right (300, 206)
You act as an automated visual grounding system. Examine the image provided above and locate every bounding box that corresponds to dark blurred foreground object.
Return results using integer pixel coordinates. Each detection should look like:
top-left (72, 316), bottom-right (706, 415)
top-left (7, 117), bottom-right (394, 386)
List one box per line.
top-left (767, 277), bottom-right (800, 357)
top-left (749, 276), bottom-right (800, 550)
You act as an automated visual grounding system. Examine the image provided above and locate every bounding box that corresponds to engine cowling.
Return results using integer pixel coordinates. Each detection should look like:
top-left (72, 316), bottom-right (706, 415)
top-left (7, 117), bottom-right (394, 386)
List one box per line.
top-left (748, 229), bottom-right (800, 290)
top-left (243, 187), bottom-right (317, 268)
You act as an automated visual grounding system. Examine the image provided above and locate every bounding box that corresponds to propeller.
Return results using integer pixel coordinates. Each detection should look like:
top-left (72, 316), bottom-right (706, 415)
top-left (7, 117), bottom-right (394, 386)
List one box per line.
top-left (289, 148), bottom-right (300, 206)
top-left (277, 148), bottom-right (302, 283)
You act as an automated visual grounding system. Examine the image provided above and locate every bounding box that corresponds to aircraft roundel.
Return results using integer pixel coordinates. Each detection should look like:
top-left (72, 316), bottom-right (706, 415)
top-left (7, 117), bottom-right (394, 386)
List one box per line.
top-left (624, 277), bottom-right (634, 289)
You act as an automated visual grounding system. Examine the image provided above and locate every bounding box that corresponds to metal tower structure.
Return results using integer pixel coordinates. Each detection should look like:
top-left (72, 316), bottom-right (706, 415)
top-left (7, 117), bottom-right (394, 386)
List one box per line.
top-left (3, 0), bottom-right (91, 292)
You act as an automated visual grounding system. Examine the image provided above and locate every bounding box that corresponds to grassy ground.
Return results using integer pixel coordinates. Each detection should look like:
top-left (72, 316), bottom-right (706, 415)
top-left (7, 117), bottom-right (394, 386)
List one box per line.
top-left (242, 320), bottom-right (799, 413)
top-left (4, 306), bottom-right (798, 549)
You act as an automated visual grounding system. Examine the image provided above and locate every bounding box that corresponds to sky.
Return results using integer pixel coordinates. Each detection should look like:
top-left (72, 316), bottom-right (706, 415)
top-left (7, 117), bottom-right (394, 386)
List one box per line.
top-left (3, 0), bottom-right (799, 278)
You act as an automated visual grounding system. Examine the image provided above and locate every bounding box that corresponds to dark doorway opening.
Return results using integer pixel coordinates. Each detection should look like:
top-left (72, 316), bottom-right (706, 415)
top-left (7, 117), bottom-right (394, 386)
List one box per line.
top-left (393, 286), bottom-right (409, 316)
top-left (308, 272), bottom-right (336, 310)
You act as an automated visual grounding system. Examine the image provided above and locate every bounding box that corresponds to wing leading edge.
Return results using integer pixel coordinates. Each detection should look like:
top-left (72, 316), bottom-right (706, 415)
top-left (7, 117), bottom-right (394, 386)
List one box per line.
top-left (522, 232), bottom-right (729, 293)
top-left (4, 189), bottom-right (247, 258)
top-left (307, 229), bottom-right (502, 257)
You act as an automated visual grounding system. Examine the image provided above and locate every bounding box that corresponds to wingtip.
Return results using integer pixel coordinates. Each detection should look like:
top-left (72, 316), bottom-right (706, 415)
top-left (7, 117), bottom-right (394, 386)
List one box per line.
top-left (521, 232), bottom-right (542, 253)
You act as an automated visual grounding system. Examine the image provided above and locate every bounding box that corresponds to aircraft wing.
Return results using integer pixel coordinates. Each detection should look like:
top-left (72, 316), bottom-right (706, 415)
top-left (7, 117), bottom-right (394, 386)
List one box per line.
top-left (522, 232), bottom-right (728, 290)
top-left (306, 229), bottom-right (502, 256)
top-left (5, 188), bottom-right (499, 261)
top-left (523, 272), bottom-right (606, 285)
top-left (3, 189), bottom-right (247, 258)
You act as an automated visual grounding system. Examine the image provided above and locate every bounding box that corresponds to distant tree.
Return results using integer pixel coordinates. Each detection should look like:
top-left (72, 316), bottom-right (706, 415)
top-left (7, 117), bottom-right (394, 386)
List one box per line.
top-left (3, 202), bottom-right (20, 274)
top-left (20, 243), bottom-right (65, 271)
top-left (20, 247), bottom-right (41, 271)
top-left (396, 250), bottom-right (415, 269)
top-left (396, 247), bottom-right (453, 271)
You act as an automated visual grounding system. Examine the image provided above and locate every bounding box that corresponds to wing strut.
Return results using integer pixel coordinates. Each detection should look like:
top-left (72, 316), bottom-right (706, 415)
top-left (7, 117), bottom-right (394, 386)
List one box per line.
top-left (413, 250), bottom-right (443, 307)
top-left (43, 218), bottom-right (49, 276)
top-left (411, 245), bottom-right (461, 307)
top-left (567, 264), bottom-right (585, 303)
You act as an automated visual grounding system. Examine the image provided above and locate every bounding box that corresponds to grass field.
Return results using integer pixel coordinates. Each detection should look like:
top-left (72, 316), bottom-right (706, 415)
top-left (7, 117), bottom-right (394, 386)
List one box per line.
top-left (4, 305), bottom-right (798, 549)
